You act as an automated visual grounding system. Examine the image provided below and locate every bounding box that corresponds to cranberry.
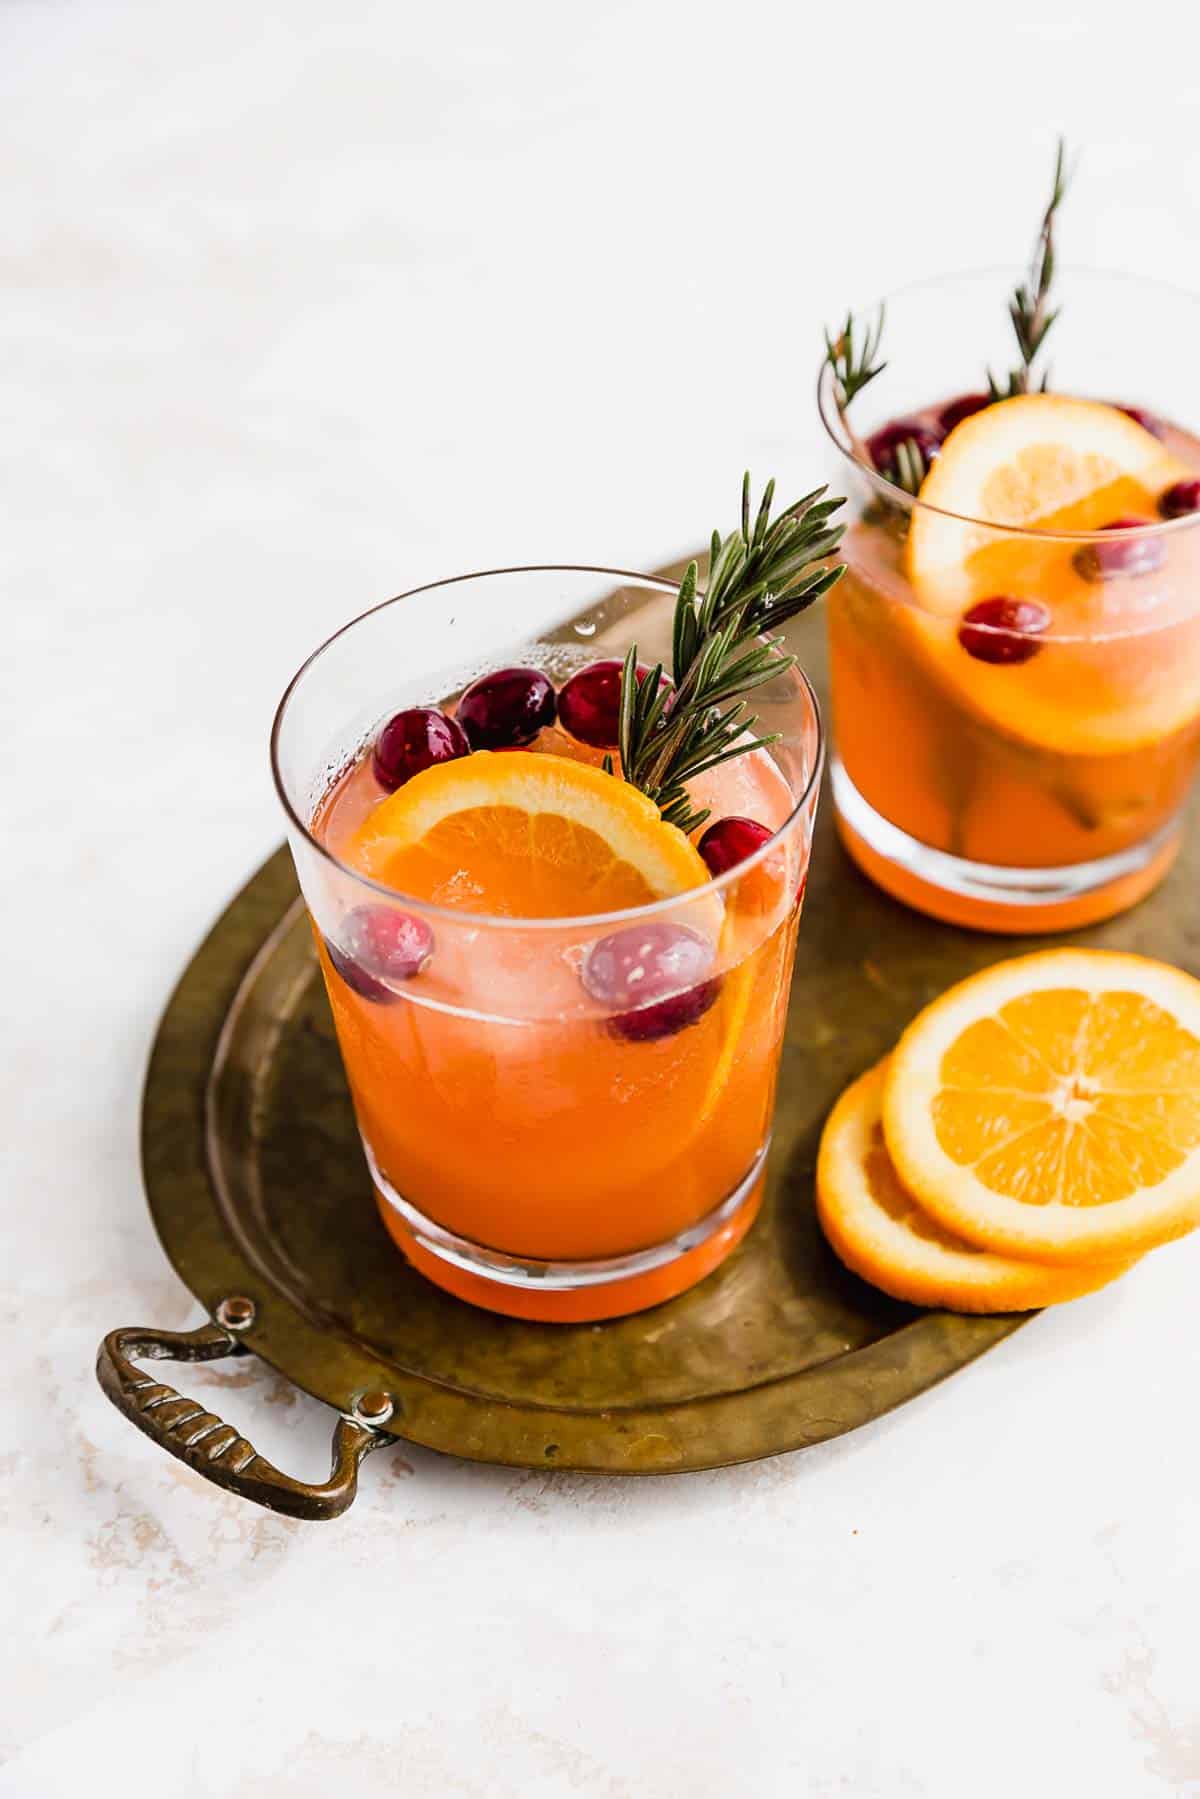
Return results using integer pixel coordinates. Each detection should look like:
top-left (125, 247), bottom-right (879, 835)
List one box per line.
top-left (326, 905), bottom-right (433, 1003)
top-left (1113, 403), bottom-right (1166, 440)
top-left (558, 659), bottom-right (653, 749)
top-left (938, 392), bottom-right (992, 434)
top-left (582, 922), bottom-right (718, 1043)
top-left (698, 816), bottom-right (773, 877)
top-left (1073, 518), bottom-right (1165, 582)
top-left (864, 417), bottom-right (944, 487)
top-left (613, 981), bottom-right (719, 1043)
top-left (957, 597), bottom-right (1051, 665)
top-left (1159, 479), bottom-right (1200, 520)
top-left (456, 667), bottom-right (556, 749)
top-left (372, 706), bottom-right (468, 792)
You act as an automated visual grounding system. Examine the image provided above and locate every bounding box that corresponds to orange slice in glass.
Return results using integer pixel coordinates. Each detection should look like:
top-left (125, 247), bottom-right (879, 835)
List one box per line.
top-left (883, 950), bottom-right (1200, 1263)
top-left (818, 1060), bottom-right (1131, 1311)
top-left (345, 750), bottom-right (711, 916)
top-left (910, 395), bottom-right (1186, 600)
top-left (903, 395), bottom-right (1200, 753)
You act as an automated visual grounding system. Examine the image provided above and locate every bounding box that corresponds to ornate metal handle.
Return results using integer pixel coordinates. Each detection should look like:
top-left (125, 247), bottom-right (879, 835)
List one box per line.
top-left (96, 1322), bottom-right (387, 1520)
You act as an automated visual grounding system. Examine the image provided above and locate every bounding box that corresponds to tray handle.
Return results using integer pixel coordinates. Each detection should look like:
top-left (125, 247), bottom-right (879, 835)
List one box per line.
top-left (96, 1322), bottom-right (387, 1520)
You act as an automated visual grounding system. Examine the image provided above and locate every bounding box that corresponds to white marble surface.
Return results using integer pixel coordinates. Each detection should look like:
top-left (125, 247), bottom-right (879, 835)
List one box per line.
top-left (5, 3), bottom-right (1200, 1793)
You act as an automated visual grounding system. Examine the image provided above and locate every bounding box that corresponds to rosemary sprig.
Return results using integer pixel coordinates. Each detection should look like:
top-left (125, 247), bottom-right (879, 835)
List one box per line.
top-left (824, 307), bottom-right (887, 412)
top-left (824, 307), bottom-right (886, 467)
top-left (826, 137), bottom-right (1075, 492)
top-left (824, 306), bottom-right (926, 493)
top-left (890, 437), bottom-right (928, 496)
top-left (611, 475), bottom-right (845, 835)
top-left (989, 136), bottom-right (1072, 398)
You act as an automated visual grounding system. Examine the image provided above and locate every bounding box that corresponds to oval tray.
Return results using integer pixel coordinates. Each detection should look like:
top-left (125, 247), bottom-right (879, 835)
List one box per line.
top-left (98, 599), bottom-right (1199, 1515)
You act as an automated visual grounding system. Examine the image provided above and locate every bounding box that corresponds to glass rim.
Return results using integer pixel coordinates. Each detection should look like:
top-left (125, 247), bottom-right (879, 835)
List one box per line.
top-left (269, 564), bottom-right (824, 934)
top-left (816, 262), bottom-right (1200, 544)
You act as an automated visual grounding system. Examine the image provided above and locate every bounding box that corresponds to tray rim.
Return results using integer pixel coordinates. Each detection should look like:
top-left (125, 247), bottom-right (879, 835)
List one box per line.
top-left (139, 839), bottom-right (1025, 1476)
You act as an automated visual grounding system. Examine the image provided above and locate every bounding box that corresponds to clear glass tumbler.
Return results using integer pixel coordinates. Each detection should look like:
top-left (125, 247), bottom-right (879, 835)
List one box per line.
top-left (271, 567), bottom-right (822, 1321)
top-left (818, 268), bottom-right (1200, 932)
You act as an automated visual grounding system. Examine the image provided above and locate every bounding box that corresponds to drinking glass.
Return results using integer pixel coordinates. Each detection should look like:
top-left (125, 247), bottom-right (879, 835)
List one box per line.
top-left (818, 268), bottom-right (1200, 932)
top-left (272, 568), bottom-right (822, 1320)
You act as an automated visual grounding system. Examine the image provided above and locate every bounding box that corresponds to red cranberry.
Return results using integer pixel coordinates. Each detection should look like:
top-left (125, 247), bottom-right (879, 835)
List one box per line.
top-left (558, 659), bottom-right (653, 749)
top-left (456, 667), bottom-right (556, 749)
top-left (326, 905), bottom-right (433, 1003)
top-left (938, 392), bottom-right (992, 434)
top-left (698, 816), bottom-right (773, 877)
top-left (373, 707), bottom-right (468, 792)
top-left (613, 981), bottom-right (719, 1043)
top-left (582, 922), bottom-right (718, 1043)
top-left (957, 597), bottom-right (1051, 665)
top-left (1073, 518), bottom-right (1165, 582)
top-left (864, 417), bottom-right (944, 487)
top-left (1159, 479), bottom-right (1200, 520)
top-left (1113, 403), bottom-right (1166, 440)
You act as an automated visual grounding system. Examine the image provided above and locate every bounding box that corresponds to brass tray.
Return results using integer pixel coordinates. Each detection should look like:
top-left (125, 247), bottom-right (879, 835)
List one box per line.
top-left (97, 598), bottom-right (1198, 1519)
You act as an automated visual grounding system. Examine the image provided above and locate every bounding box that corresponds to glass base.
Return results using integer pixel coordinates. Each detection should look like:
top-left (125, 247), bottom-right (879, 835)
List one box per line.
top-left (831, 757), bottom-right (1182, 934)
top-left (367, 1143), bottom-right (769, 1322)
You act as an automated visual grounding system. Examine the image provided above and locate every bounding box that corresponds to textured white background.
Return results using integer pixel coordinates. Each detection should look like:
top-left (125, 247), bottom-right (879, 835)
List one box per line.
top-left (4, 2), bottom-right (1200, 1794)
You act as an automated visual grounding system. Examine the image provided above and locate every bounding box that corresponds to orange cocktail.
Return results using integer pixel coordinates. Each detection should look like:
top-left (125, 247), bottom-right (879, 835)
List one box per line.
top-left (818, 268), bottom-right (1200, 932)
top-left (271, 566), bottom-right (823, 1321)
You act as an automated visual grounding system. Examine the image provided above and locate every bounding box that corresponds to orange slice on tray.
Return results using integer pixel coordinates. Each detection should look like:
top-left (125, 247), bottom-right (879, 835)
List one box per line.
top-left (817, 1060), bottom-right (1132, 1312)
top-left (882, 950), bottom-right (1200, 1264)
top-left (901, 395), bottom-right (1200, 754)
top-left (346, 750), bottom-right (711, 915)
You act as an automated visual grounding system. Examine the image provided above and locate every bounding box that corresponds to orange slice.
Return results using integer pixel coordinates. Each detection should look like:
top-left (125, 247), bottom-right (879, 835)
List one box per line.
top-left (883, 950), bottom-right (1200, 1263)
top-left (696, 945), bottom-right (757, 1125)
top-left (817, 1060), bottom-right (1131, 1312)
top-left (910, 395), bottom-right (1186, 600)
top-left (903, 396), bottom-right (1200, 754)
top-left (346, 750), bottom-right (711, 916)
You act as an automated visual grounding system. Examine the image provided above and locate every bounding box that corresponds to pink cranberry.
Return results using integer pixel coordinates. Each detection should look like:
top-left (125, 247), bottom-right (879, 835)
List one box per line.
top-left (1159, 479), bottom-right (1200, 520)
top-left (957, 597), bottom-right (1051, 665)
top-left (938, 392), bottom-right (992, 434)
top-left (1113, 403), bottom-right (1166, 440)
top-left (1073, 518), bottom-right (1165, 582)
top-left (582, 922), bottom-right (718, 1043)
top-left (698, 816), bottom-right (773, 876)
top-left (558, 659), bottom-right (653, 748)
top-left (456, 667), bottom-right (556, 749)
top-left (326, 905), bottom-right (433, 1003)
top-left (373, 707), bottom-right (468, 792)
top-left (864, 417), bottom-right (944, 487)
